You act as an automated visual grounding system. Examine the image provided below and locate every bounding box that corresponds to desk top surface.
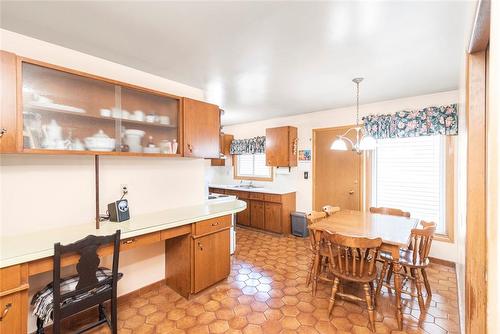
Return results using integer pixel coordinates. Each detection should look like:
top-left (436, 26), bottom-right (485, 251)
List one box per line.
top-left (0, 200), bottom-right (246, 269)
top-left (309, 210), bottom-right (419, 247)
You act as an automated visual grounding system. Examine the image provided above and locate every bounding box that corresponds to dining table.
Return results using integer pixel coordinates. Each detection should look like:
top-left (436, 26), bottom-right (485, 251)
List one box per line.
top-left (309, 209), bottom-right (420, 330)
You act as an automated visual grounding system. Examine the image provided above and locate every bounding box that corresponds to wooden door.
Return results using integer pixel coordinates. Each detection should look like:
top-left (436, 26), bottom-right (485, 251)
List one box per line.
top-left (250, 201), bottom-right (265, 229)
top-left (0, 51), bottom-right (18, 153)
top-left (264, 202), bottom-right (282, 233)
top-left (183, 98), bottom-right (220, 158)
top-left (313, 126), bottom-right (362, 211)
top-left (237, 199), bottom-right (251, 226)
top-left (193, 230), bottom-right (230, 293)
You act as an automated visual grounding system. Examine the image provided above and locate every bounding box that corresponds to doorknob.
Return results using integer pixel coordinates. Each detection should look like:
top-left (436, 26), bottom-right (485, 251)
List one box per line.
top-left (348, 190), bottom-right (354, 195)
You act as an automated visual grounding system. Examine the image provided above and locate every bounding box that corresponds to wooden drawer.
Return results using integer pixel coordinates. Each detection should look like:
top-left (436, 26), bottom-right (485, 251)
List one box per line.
top-left (121, 232), bottom-right (161, 251)
top-left (194, 215), bottom-right (231, 236)
top-left (225, 189), bottom-right (248, 199)
top-left (209, 188), bottom-right (225, 194)
top-left (264, 193), bottom-right (282, 203)
top-left (249, 192), bottom-right (264, 200)
top-left (160, 224), bottom-right (191, 240)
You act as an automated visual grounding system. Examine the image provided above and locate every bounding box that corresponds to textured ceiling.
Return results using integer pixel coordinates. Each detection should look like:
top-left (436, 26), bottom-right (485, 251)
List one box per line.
top-left (0, 1), bottom-right (474, 125)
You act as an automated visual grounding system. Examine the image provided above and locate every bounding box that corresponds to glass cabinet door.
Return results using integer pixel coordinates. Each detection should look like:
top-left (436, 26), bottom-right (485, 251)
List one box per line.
top-left (119, 86), bottom-right (180, 155)
top-left (21, 61), bottom-right (181, 156)
top-left (22, 62), bottom-right (118, 152)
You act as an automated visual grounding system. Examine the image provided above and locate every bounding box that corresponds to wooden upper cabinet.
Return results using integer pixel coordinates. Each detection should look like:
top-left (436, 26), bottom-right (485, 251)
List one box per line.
top-left (211, 133), bottom-right (234, 166)
top-left (0, 51), bottom-right (19, 153)
top-left (183, 98), bottom-right (221, 159)
top-left (265, 126), bottom-right (298, 167)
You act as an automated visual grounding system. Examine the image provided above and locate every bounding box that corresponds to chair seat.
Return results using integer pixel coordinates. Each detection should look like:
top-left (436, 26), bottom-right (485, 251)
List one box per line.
top-left (32, 268), bottom-right (123, 325)
top-left (380, 249), bottom-right (430, 268)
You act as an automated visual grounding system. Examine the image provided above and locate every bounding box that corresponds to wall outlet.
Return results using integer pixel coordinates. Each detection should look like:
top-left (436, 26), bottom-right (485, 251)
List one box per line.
top-left (121, 184), bottom-right (128, 196)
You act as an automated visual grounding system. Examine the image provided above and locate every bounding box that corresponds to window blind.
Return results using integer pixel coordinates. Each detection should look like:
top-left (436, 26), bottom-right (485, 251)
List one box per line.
top-left (372, 136), bottom-right (445, 234)
top-left (237, 154), bottom-right (272, 178)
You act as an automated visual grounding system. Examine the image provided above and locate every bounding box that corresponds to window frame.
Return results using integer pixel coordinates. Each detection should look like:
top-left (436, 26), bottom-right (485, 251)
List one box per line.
top-left (233, 154), bottom-right (273, 181)
top-left (367, 135), bottom-right (455, 242)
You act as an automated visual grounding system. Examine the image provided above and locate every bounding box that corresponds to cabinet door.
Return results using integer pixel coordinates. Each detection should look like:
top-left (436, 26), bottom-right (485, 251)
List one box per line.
top-left (183, 98), bottom-right (220, 158)
top-left (193, 230), bottom-right (230, 293)
top-left (237, 199), bottom-right (251, 226)
top-left (265, 126), bottom-right (298, 167)
top-left (0, 51), bottom-right (18, 153)
top-left (0, 292), bottom-right (27, 334)
top-left (265, 202), bottom-right (282, 233)
top-left (250, 201), bottom-right (265, 229)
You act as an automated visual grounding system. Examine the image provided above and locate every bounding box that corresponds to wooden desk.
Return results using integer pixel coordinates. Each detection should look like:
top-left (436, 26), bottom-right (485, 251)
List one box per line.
top-left (0, 200), bottom-right (245, 334)
top-left (309, 210), bottom-right (419, 330)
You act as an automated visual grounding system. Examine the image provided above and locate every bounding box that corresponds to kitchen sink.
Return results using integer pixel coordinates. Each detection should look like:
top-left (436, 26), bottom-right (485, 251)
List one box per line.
top-left (230, 184), bottom-right (263, 189)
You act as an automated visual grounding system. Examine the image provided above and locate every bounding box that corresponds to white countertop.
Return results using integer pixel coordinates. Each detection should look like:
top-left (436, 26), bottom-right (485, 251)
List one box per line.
top-left (0, 199), bottom-right (246, 269)
top-left (209, 184), bottom-right (296, 195)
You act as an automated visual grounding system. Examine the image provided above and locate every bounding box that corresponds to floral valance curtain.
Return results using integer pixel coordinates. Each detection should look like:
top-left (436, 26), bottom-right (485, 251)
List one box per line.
top-left (362, 104), bottom-right (458, 139)
top-left (230, 136), bottom-right (266, 155)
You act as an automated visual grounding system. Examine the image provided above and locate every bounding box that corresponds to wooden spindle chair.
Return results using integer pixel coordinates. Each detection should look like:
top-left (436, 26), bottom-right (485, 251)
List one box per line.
top-left (369, 206), bottom-right (411, 283)
top-left (322, 205), bottom-right (341, 216)
top-left (305, 211), bottom-right (327, 294)
top-left (376, 222), bottom-right (436, 311)
top-left (369, 206), bottom-right (411, 218)
top-left (324, 231), bottom-right (382, 332)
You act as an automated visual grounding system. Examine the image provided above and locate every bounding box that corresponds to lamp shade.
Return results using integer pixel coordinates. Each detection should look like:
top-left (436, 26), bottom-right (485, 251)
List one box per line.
top-left (359, 135), bottom-right (377, 150)
top-left (330, 138), bottom-right (348, 151)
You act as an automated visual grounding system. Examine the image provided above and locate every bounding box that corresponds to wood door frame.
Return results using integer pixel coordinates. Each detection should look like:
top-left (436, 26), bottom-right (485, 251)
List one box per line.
top-left (464, 1), bottom-right (490, 333)
top-left (312, 125), bottom-right (363, 211)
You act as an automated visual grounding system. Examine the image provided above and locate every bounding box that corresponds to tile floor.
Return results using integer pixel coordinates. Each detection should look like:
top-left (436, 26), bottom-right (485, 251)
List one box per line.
top-left (85, 227), bottom-right (459, 333)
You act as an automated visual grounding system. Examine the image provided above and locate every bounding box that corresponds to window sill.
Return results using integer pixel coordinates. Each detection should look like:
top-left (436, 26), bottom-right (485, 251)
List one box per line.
top-left (234, 175), bottom-right (273, 182)
top-left (434, 233), bottom-right (454, 243)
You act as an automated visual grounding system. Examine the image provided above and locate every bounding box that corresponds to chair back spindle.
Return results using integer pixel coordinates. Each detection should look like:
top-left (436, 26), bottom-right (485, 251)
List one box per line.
top-left (324, 231), bottom-right (382, 281)
top-left (409, 222), bottom-right (436, 265)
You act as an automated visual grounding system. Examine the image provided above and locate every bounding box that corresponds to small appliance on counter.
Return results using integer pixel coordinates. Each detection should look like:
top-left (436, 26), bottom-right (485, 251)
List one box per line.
top-left (107, 199), bottom-right (130, 222)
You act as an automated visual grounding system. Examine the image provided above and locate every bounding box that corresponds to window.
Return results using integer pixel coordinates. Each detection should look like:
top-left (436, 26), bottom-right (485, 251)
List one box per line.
top-left (234, 154), bottom-right (273, 180)
top-left (372, 135), bottom-right (448, 235)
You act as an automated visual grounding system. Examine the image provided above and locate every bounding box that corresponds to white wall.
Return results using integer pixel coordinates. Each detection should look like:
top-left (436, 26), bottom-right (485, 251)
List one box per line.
top-left (211, 90), bottom-right (460, 262)
top-left (0, 29), bottom-right (207, 331)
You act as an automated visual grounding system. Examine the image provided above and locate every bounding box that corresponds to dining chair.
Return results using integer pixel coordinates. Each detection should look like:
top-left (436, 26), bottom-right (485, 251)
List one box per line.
top-left (306, 211), bottom-right (328, 294)
top-left (324, 231), bottom-right (382, 332)
top-left (322, 205), bottom-right (341, 216)
top-left (369, 206), bottom-right (411, 218)
top-left (376, 222), bottom-right (436, 311)
top-left (370, 206), bottom-right (411, 283)
top-left (32, 231), bottom-right (122, 334)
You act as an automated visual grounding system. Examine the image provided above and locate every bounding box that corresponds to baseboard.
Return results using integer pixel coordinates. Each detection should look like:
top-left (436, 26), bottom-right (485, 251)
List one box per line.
top-left (32, 280), bottom-right (166, 334)
top-left (429, 257), bottom-right (456, 268)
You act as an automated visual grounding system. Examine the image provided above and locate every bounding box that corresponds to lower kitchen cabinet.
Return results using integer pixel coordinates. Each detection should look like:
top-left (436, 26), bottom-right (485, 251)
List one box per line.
top-left (264, 202), bottom-right (282, 233)
top-left (0, 264), bottom-right (28, 334)
top-left (193, 229), bottom-right (230, 293)
top-left (250, 201), bottom-right (265, 229)
top-left (237, 199), bottom-right (251, 226)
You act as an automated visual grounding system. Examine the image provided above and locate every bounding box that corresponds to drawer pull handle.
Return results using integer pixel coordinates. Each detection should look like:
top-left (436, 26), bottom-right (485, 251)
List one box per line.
top-left (187, 144), bottom-right (193, 153)
top-left (123, 238), bottom-right (136, 245)
top-left (0, 128), bottom-right (6, 138)
top-left (0, 303), bottom-right (12, 321)
top-left (211, 222), bottom-right (220, 226)
top-left (198, 242), bottom-right (203, 251)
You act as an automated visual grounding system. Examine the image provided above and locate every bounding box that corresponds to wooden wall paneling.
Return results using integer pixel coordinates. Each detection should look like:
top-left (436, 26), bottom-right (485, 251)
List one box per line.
top-left (465, 50), bottom-right (487, 334)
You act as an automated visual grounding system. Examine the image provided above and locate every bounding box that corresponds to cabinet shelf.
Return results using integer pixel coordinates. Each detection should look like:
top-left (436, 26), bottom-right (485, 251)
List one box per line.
top-left (22, 148), bottom-right (182, 157)
top-left (25, 105), bottom-right (178, 129)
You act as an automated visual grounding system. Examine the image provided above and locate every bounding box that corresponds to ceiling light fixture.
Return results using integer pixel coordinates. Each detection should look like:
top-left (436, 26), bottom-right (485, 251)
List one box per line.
top-left (330, 77), bottom-right (376, 154)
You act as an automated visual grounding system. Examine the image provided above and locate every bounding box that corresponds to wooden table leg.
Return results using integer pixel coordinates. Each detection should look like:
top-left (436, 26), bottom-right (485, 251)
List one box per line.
top-left (311, 231), bottom-right (321, 296)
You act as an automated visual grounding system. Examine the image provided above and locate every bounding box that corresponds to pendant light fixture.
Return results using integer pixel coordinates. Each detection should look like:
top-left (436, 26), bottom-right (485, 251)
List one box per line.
top-left (330, 77), bottom-right (376, 154)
